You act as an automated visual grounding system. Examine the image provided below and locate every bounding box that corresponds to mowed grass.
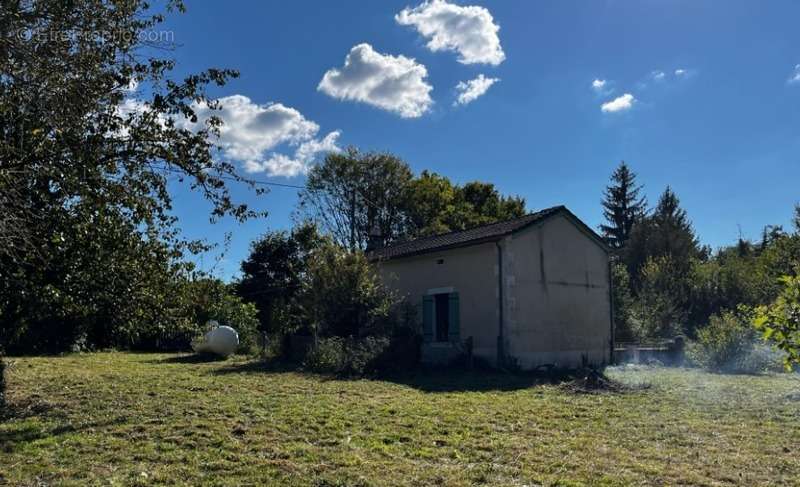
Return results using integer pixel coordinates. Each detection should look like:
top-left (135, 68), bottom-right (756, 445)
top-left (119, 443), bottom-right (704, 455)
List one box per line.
top-left (1, 353), bottom-right (799, 486)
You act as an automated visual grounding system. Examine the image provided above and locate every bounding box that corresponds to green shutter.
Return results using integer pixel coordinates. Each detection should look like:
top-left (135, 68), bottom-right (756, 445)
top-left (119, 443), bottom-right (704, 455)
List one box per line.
top-left (422, 295), bottom-right (434, 342)
top-left (448, 292), bottom-right (460, 341)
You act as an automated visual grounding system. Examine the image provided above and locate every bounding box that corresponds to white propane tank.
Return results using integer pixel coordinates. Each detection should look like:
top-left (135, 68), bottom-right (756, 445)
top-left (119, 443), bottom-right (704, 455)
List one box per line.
top-left (192, 323), bottom-right (239, 357)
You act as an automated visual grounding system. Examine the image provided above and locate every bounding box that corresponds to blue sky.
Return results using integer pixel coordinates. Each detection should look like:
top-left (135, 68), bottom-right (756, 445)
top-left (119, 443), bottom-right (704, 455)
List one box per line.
top-left (158, 0), bottom-right (800, 279)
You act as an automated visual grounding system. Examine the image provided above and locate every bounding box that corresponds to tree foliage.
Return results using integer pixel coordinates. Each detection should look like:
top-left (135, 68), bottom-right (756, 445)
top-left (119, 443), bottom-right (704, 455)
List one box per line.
top-left (610, 262), bottom-right (636, 342)
top-left (625, 186), bottom-right (703, 280)
top-left (299, 150), bottom-right (526, 250)
top-left (299, 148), bottom-right (413, 251)
top-left (301, 242), bottom-right (400, 339)
top-left (600, 161), bottom-right (646, 250)
top-left (688, 307), bottom-right (782, 373)
top-left (236, 223), bottom-right (323, 333)
top-left (754, 273), bottom-right (800, 368)
top-left (0, 0), bottom-right (259, 352)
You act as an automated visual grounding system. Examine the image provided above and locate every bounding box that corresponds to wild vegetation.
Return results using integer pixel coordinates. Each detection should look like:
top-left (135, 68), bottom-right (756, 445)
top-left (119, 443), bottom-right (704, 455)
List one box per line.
top-left (599, 162), bottom-right (800, 371)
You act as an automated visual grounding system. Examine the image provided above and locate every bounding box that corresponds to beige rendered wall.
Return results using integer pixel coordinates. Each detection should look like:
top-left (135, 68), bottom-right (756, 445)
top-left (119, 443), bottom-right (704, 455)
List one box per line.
top-left (376, 242), bottom-right (500, 363)
top-left (502, 214), bottom-right (611, 368)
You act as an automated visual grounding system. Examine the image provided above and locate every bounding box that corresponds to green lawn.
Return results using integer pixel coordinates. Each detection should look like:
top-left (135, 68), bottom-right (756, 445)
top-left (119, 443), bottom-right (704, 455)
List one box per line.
top-left (1, 353), bottom-right (799, 486)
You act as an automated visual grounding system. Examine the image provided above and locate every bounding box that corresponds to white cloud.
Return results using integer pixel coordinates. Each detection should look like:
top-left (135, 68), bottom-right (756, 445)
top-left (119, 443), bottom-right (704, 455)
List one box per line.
top-left (318, 43), bottom-right (433, 118)
top-left (183, 95), bottom-right (340, 177)
top-left (244, 131), bottom-right (342, 178)
top-left (788, 64), bottom-right (800, 84)
top-left (188, 95), bottom-right (318, 162)
top-left (651, 70), bottom-right (666, 81)
top-left (601, 93), bottom-right (635, 113)
top-left (396, 0), bottom-right (505, 65)
top-left (591, 79), bottom-right (607, 91)
top-left (674, 68), bottom-right (686, 76)
top-left (454, 74), bottom-right (499, 106)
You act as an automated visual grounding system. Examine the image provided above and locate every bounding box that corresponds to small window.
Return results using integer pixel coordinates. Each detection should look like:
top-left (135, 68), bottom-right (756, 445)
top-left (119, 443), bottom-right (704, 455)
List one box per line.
top-left (436, 258), bottom-right (445, 265)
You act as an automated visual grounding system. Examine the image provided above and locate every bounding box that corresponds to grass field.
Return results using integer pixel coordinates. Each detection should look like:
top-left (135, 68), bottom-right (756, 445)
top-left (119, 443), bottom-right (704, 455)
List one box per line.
top-left (1, 353), bottom-right (799, 486)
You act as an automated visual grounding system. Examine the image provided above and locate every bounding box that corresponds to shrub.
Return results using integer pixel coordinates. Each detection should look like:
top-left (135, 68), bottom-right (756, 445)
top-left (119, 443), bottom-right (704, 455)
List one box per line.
top-left (302, 243), bottom-right (398, 338)
top-left (687, 307), bottom-right (784, 374)
top-left (754, 273), bottom-right (800, 369)
top-left (630, 257), bottom-right (686, 340)
top-left (132, 278), bottom-right (260, 353)
top-left (180, 278), bottom-right (259, 353)
top-left (302, 333), bottom-right (421, 377)
top-left (302, 337), bottom-right (387, 376)
top-left (236, 223), bottom-right (322, 335)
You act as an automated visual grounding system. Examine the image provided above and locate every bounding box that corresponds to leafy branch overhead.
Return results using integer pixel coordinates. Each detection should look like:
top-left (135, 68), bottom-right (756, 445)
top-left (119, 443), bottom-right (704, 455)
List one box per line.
top-left (0, 0), bottom-right (262, 351)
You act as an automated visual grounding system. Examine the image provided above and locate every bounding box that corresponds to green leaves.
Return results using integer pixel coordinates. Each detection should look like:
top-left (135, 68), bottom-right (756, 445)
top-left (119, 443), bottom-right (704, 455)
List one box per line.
top-left (299, 150), bottom-right (526, 250)
top-left (0, 0), bottom-right (257, 352)
top-left (754, 273), bottom-right (800, 369)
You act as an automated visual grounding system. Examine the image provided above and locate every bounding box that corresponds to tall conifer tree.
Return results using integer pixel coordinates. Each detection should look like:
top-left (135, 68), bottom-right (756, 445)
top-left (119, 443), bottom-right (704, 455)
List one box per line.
top-left (600, 161), bottom-right (647, 250)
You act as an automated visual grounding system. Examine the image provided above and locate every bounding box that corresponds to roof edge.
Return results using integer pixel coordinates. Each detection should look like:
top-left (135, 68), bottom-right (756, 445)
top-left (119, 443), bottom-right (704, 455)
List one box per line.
top-left (369, 205), bottom-right (609, 262)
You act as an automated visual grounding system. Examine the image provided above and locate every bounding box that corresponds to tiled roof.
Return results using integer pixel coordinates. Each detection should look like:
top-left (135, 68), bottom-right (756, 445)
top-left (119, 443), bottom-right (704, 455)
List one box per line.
top-left (368, 205), bottom-right (571, 261)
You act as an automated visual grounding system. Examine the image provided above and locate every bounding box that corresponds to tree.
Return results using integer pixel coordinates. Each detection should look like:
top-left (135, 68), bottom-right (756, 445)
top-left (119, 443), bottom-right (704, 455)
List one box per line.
top-left (298, 151), bottom-right (527, 248)
top-left (625, 186), bottom-right (702, 280)
top-left (302, 242), bottom-right (398, 338)
top-left (610, 262), bottom-right (636, 342)
top-left (0, 0), bottom-right (259, 352)
top-left (299, 148), bottom-right (413, 251)
top-left (631, 256), bottom-right (686, 339)
top-left (624, 187), bottom-right (704, 336)
top-left (236, 223), bottom-right (323, 333)
top-left (404, 171), bottom-right (458, 237)
top-left (600, 161), bottom-right (647, 250)
top-left (754, 273), bottom-right (800, 369)
top-left (450, 181), bottom-right (526, 231)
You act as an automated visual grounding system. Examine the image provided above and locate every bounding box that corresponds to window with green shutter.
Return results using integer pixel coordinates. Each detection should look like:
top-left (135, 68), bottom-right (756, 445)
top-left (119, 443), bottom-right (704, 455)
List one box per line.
top-left (423, 291), bottom-right (460, 343)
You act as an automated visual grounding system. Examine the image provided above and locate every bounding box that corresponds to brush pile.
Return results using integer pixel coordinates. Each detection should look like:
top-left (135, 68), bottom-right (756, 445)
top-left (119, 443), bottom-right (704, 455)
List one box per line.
top-left (560, 367), bottom-right (649, 394)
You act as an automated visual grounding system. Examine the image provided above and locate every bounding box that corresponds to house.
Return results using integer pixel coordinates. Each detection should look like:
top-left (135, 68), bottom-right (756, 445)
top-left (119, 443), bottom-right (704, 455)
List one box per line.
top-left (369, 206), bottom-right (613, 369)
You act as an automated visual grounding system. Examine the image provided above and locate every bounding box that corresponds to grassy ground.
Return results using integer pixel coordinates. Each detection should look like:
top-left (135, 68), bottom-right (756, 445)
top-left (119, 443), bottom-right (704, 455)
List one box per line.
top-left (1, 353), bottom-right (799, 486)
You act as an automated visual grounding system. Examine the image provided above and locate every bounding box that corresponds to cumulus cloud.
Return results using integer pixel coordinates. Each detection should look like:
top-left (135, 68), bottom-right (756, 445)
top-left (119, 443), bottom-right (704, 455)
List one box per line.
top-left (651, 70), bottom-right (666, 81)
top-left (454, 74), bottom-right (499, 106)
top-left (591, 79), bottom-right (607, 91)
top-left (183, 95), bottom-right (340, 177)
top-left (601, 93), bottom-right (635, 113)
top-left (318, 43), bottom-right (433, 118)
top-left (244, 131), bottom-right (342, 177)
top-left (396, 0), bottom-right (505, 65)
top-left (674, 68), bottom-right (686, 76)
top-left (788, 64), bottom-right (800, 84)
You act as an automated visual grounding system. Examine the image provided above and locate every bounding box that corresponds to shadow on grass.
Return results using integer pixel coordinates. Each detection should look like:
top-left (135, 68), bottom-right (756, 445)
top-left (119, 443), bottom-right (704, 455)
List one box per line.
top-left (211, 358), bottom-right (568, 392)
top-left (1, 395), bottom-right (129, 453)
top-left (0, 397), bottom-right (65, 422)
top-left (146, 353), bottom-right (230, 364)
top-left (383, 368), bottom-right (564, 393)
top-left (0, 417), bottom-right (124, 453)
top-left (212, 360), bottom-right (301, 375)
